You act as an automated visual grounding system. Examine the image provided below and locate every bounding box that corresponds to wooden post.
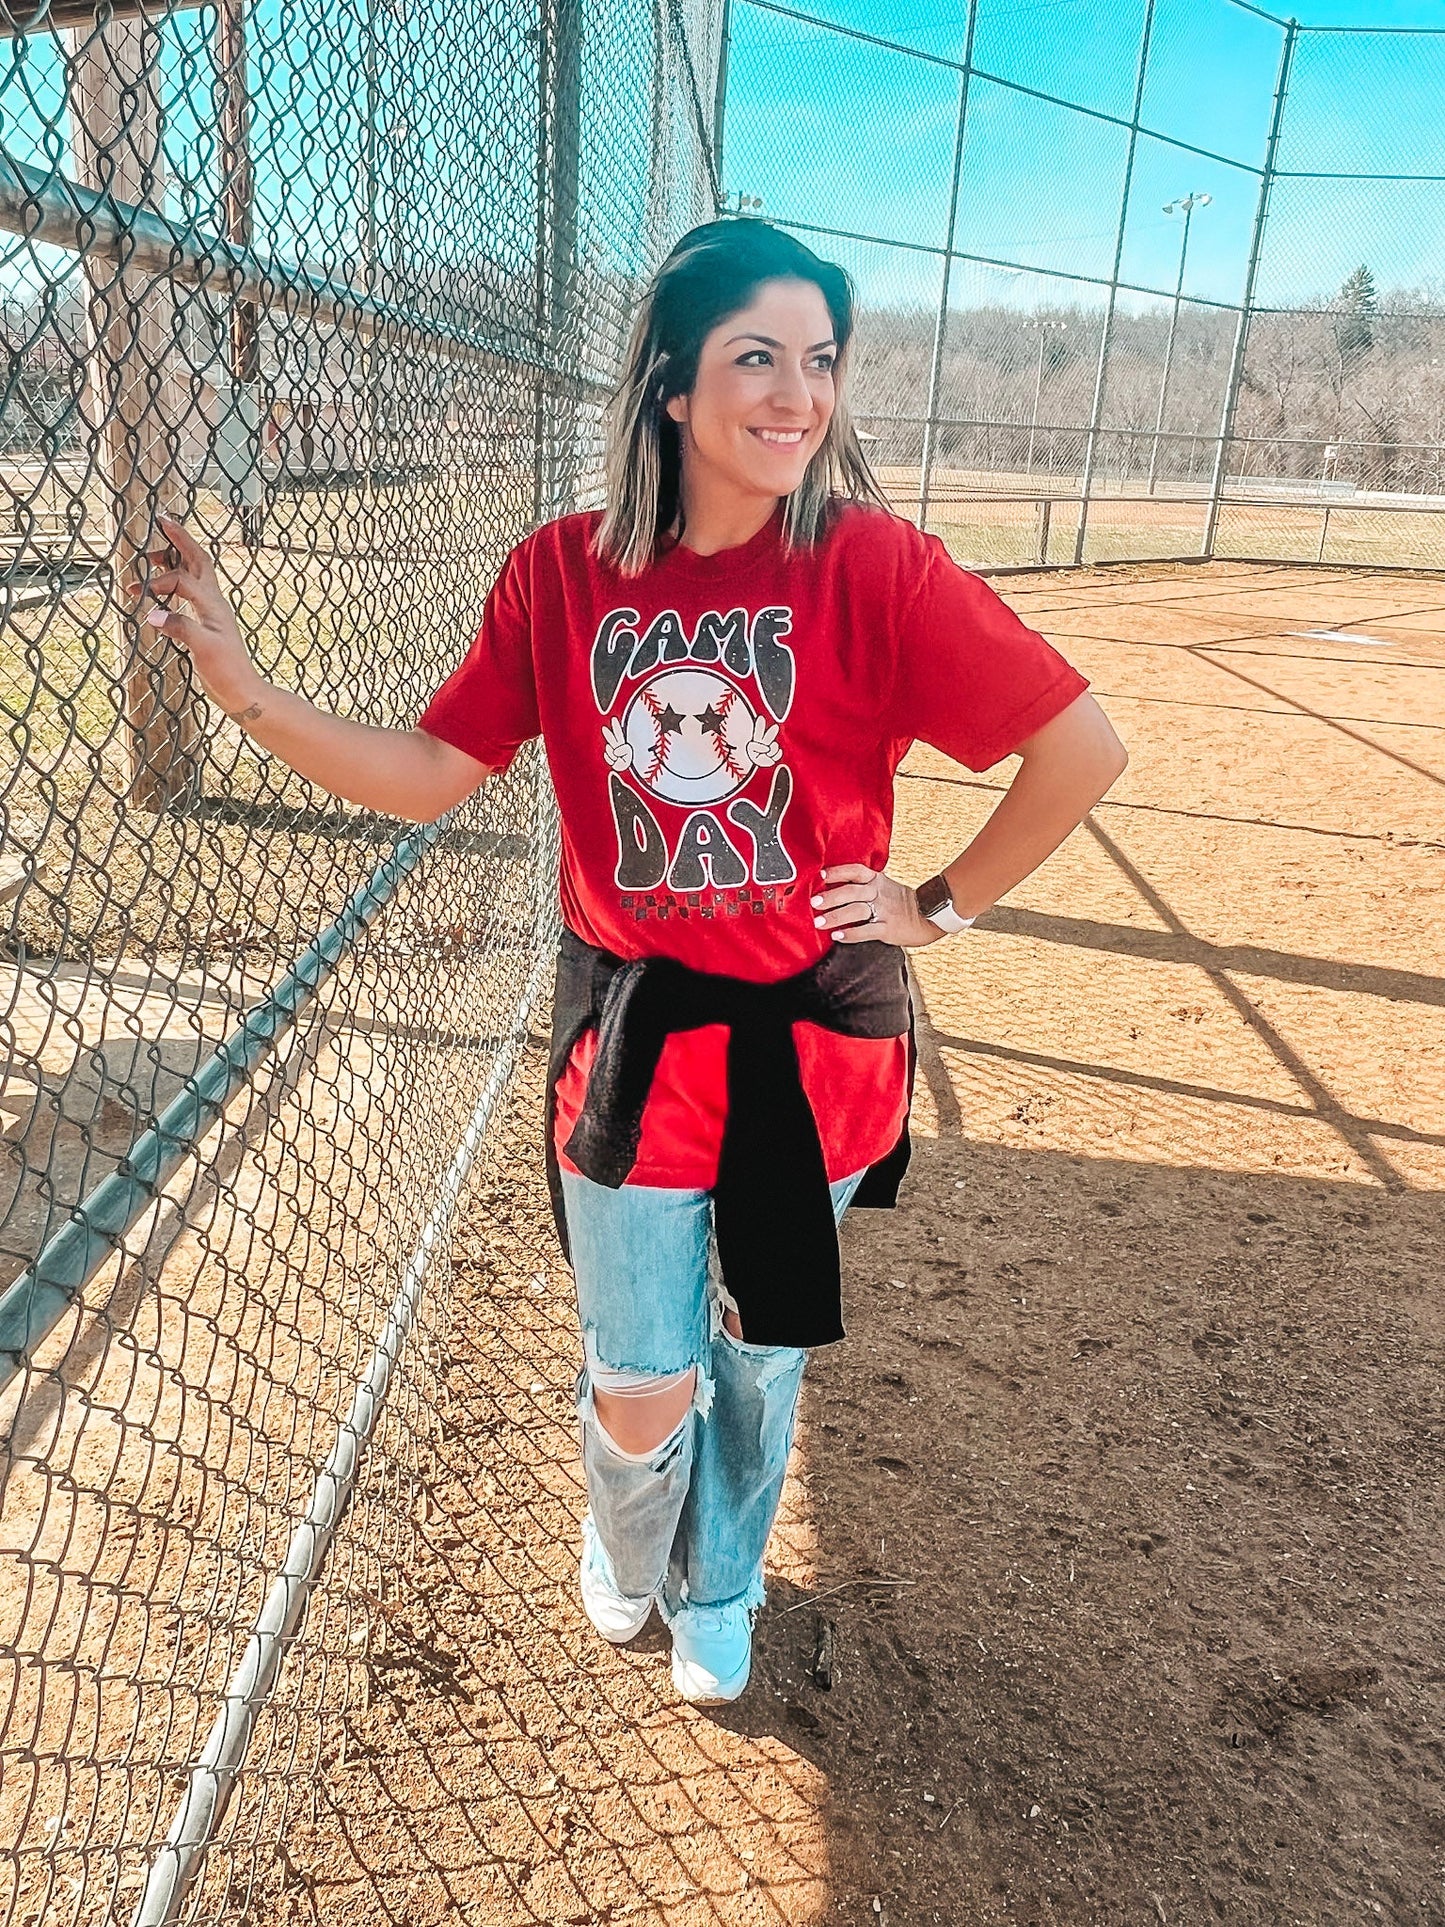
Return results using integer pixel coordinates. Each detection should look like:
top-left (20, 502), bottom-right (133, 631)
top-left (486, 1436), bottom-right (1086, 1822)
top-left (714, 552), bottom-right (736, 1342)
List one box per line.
top-left (68, 15), bottom-right (204, 811)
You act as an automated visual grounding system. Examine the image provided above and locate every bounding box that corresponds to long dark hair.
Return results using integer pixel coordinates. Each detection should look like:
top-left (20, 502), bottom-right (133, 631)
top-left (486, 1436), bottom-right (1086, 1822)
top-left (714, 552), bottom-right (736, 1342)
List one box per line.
top-left (595, 219), bottom-right (891, 576)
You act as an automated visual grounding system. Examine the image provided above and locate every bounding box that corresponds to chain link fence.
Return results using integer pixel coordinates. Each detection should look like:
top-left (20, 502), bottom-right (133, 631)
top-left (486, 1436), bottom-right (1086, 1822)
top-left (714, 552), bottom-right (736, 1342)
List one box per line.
top-left (1, 0), bottom-right (720, 1919)
top-left (1223, 23), bottom-right (1445, 568)
top-left (718, 0), bottom-right (1445, 572)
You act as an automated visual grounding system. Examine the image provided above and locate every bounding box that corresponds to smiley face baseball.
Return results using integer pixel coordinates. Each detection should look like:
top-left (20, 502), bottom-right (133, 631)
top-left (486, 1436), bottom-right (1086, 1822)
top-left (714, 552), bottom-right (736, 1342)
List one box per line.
top-left (613, 668), bottom-right (776, 806)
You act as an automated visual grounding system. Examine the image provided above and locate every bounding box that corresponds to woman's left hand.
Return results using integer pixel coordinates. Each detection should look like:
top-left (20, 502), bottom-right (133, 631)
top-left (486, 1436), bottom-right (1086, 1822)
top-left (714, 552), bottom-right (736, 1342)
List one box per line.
top-left (811, 863), bottom-right (944, 948)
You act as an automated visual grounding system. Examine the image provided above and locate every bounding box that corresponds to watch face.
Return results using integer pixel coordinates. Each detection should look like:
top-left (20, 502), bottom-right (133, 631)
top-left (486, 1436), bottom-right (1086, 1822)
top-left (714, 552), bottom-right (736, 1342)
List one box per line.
top-left (916, 874), bottom-right (951, 919)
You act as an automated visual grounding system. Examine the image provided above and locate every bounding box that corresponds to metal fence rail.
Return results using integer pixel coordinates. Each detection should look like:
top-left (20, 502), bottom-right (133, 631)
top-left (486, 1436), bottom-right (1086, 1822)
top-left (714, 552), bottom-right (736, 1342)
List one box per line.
top-left (718, 0), bottom-right (1445, 572)
top-left (0, 0), bottom-right (720, 1919)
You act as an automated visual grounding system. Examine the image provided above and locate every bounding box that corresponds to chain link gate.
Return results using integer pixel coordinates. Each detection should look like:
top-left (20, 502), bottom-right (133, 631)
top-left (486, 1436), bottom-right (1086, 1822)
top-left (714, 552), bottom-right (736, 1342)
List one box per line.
top-left (1, 0), bottom-right (722, 1919)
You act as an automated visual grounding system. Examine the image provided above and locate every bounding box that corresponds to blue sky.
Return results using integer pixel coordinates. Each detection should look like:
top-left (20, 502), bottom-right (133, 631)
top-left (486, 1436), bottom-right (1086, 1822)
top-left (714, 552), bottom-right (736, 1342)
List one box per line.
top-left (2, 0), bottom-right (1440, 318)
top-left (721, 0), bottom-right (1445, 313)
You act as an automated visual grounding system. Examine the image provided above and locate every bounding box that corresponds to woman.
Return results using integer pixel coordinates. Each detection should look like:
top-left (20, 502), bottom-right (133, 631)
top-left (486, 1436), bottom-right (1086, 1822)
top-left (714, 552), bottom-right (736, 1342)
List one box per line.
top-left (141, 219), bottom-right (1127, 1706)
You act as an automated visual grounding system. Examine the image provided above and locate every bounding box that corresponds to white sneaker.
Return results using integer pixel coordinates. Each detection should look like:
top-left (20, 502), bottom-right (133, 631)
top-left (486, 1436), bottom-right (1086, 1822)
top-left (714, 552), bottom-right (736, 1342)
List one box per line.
top-left (667, 1599), bottom-right (755, 1703)
top-left (578, 1515), bottom-right (655, 1643)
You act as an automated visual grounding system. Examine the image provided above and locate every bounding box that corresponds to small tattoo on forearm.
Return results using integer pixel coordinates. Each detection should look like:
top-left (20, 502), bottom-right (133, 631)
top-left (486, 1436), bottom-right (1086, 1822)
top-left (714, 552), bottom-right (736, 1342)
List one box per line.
top-left (229, 701), bottom-right (264, 724)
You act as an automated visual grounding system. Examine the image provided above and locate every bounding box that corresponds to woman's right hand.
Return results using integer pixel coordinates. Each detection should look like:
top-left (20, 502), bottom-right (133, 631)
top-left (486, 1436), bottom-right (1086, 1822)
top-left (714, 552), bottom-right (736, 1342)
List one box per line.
top-left (128, 514), bottom-right (266, 717)
top-left (125, 512), bottom-right (492, 820)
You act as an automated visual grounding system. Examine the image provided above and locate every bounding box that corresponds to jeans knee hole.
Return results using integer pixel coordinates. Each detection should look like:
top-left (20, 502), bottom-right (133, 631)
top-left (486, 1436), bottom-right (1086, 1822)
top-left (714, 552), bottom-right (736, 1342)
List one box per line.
top-left (594, 1410), bottom-right (689, 1467)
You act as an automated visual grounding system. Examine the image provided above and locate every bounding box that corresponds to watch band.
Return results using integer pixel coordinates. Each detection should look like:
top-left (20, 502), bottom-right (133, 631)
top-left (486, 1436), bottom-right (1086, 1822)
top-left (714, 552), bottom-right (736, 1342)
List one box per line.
top-left (914, 871), bottom-right (977, 935)
top-left (927, 899), bottom-right (977, 935)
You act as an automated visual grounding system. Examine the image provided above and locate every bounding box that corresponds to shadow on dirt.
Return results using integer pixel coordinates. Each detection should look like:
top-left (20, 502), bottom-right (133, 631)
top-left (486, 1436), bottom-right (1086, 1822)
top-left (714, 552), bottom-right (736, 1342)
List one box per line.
top-left (701, 1127), bottom-right (1445, 1926)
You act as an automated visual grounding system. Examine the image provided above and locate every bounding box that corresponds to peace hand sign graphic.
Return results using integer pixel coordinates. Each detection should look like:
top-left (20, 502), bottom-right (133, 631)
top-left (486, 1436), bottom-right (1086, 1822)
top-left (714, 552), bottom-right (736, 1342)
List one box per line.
top-left (602, 716), bottom-right (634, 770)
top-left (744, 715), bottom-right (782, 768)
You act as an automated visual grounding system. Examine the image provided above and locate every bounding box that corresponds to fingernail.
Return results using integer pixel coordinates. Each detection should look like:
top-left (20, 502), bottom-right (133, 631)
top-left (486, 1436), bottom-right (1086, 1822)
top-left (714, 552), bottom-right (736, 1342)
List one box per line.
top-left (144, 609), bottom-right (166, 627)
top-left (813, 915), bottom-right (825, 927)
top-left (810, 895), bottom-right (823, 908)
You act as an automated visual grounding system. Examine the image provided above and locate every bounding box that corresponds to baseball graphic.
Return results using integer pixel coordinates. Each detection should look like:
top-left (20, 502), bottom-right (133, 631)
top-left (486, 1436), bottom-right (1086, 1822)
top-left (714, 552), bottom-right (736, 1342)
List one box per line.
top-left (616, 669), bottom-right (776, 806)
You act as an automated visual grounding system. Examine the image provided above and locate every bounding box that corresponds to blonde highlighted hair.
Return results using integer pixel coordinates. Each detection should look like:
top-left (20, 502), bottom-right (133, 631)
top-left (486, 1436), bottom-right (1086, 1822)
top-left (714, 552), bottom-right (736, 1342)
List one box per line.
top-left (595, 219), bottom-right (891, 577)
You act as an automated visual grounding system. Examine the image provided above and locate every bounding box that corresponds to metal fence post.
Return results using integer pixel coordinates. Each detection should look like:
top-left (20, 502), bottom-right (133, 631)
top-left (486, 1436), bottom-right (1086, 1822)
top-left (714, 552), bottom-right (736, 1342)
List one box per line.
top-left (555, 0), bottom-right (583, 521)
top-left (530, 0), bottom-right (582, 524)
top-left (713, 0), bottom-right (732, 198)
top-left (218, 0), bottom-right (264, 551)
top-left (1072, 0), bottom-right (1156, 567)
top-left (1316, 501), bottom-right (1332, 561)
top-left (531, 0), bottom-right (553, 527)
top-left (551, 0), bottom-right (583, 333)
top-left (360, 0), bottom-right (381, 491)
top-left (1202, 19), bottom-right (1297, 558)
top-left (917, 0), bottom-right (977, 534)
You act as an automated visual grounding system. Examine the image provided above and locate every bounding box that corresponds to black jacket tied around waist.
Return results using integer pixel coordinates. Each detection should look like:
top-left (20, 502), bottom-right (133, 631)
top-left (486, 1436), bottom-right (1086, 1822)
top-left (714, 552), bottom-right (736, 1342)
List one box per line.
top-left (545, 926), bottom-right (915, 1349)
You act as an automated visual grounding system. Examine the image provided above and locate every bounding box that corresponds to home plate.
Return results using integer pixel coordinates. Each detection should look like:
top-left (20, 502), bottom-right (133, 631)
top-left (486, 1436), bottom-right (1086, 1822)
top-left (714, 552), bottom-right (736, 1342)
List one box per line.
top-left (1289, 629), bottom-right (1394, 646)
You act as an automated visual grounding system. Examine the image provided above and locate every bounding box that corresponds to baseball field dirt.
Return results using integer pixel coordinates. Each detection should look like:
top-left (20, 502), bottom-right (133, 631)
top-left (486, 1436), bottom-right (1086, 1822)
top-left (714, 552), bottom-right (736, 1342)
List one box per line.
top-left (243, 559), bottom-right (1445, 1927)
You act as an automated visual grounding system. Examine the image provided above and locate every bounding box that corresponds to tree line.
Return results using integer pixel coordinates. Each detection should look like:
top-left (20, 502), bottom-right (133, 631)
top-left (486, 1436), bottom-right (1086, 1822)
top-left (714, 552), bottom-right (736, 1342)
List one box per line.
top-left (845, 267), bottom-right (1445, 495)
top-left (4, 264), bottom-right (1442, 496)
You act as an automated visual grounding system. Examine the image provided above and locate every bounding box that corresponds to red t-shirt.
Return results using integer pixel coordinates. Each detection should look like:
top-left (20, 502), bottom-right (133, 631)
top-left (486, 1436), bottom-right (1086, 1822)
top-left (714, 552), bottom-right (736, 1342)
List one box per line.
top-left (417, 500), bottom-right (1088, 1187)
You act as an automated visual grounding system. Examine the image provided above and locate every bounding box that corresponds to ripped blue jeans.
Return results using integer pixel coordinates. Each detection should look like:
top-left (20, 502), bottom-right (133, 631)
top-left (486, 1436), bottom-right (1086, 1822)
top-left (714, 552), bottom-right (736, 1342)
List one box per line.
top-left (560, 1169), bottom-right (865, 1618)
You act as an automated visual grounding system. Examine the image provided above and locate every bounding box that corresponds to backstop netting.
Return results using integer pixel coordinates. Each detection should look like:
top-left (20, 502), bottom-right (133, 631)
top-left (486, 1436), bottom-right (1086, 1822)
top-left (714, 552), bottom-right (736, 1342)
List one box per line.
top-left (1224, 23), bottom-right (1445, 568)
top-left (0, 0), bottom-right (720, 1919)
top-left (717, 0), bottom-right (1445, 572)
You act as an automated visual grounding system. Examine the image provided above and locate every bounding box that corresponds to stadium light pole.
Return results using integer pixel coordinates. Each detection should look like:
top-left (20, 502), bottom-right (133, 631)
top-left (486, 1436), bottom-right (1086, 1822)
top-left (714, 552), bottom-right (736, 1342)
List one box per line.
top-left (1147, 191), bottom-right (1210, 495)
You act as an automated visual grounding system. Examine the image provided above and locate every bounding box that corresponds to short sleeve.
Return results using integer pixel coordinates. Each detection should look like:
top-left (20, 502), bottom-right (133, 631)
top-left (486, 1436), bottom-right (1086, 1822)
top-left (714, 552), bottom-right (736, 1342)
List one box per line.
top-left (889, 535), bottom-right (1089, 771)
top-left (415, 540), bottom-right (540, 775)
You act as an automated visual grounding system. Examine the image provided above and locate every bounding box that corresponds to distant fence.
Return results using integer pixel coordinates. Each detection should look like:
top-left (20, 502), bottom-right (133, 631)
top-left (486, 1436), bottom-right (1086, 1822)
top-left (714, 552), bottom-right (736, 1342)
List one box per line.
top-left (0, 0), bottom-right (720, 1919)
top-left (719, 0), bottom-right (1445, 571)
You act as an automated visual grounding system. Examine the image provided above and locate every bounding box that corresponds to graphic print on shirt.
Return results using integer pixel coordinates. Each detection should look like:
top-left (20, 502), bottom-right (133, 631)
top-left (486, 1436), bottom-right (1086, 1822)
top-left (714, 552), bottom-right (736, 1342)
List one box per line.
top-left (590, 604), bottom-right (797, 908)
